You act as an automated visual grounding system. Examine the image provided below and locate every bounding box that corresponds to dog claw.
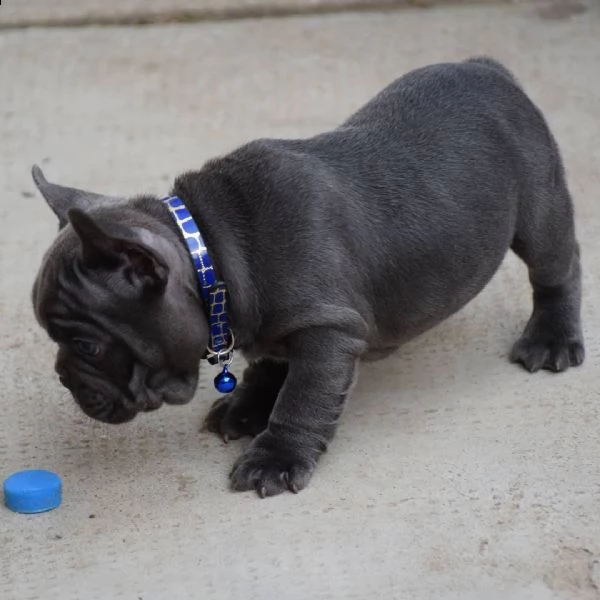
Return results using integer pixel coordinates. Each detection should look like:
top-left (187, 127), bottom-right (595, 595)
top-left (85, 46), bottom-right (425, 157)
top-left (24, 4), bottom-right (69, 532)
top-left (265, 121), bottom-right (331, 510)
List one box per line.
top-left (281, 471), bottom-right (298, 493)
top-left (258, 486), bottom-right (267, 499)
top-left (222, 433), bottom-right (229, 444)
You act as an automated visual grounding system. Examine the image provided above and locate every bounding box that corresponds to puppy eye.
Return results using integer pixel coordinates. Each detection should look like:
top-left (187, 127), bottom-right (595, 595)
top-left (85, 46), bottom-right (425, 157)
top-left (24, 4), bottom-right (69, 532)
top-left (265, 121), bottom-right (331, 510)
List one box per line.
top-left (73, 339), bottom-right (101, 358)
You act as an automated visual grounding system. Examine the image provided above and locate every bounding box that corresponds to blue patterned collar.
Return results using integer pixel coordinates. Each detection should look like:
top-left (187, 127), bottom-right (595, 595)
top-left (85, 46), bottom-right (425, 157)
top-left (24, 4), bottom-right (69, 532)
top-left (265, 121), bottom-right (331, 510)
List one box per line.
top-left (162, 195), bottom-right (237, 393)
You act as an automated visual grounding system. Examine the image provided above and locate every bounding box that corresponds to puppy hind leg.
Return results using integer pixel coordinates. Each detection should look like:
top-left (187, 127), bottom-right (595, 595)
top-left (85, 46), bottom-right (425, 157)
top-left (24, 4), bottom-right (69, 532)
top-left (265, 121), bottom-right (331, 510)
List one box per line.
top-left (510, 182), bottom-right (584, 373)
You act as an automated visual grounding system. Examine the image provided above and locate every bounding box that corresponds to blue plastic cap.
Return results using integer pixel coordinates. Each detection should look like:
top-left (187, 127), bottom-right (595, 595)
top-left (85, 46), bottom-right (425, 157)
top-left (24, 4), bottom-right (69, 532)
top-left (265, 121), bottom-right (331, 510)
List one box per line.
top-left (3, 470), bottom-right (62, 514)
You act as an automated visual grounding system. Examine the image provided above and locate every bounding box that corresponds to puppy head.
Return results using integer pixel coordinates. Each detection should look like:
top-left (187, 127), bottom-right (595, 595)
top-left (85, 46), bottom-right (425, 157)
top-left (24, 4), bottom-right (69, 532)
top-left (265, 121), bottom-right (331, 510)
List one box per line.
top-left (31, 166), bottom-right (208, 423)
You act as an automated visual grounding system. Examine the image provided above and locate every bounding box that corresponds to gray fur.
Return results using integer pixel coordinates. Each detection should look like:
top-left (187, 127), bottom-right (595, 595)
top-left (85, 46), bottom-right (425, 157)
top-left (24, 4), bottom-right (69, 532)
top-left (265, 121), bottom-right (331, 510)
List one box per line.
top-left (32, 57), bottom-right (584, 497)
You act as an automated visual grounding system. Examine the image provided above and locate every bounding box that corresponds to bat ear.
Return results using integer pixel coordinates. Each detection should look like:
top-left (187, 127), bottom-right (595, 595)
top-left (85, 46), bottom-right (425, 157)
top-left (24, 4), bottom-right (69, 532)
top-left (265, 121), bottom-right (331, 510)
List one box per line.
top-left (69, 209), bottom-right (169, 295)
top-left (32, 165), bottom-right (121, 229)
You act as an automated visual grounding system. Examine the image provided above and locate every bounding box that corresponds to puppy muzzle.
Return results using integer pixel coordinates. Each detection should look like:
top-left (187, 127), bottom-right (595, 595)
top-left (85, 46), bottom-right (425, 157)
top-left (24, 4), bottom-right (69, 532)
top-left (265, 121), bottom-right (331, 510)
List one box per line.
top-left (57, 365), bottom-right (151, 424)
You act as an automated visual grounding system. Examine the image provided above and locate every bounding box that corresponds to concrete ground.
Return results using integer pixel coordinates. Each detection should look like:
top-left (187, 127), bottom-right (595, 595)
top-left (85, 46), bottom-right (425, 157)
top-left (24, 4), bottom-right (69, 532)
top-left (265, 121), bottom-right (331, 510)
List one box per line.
top-left (1, 3), bottom-right (600, 600)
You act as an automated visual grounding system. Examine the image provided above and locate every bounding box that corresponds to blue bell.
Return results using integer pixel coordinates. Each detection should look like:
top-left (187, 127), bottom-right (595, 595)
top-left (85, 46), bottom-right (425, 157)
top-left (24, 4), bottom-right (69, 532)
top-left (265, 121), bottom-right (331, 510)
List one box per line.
top-left (214, 366), bottom-right (237, 394)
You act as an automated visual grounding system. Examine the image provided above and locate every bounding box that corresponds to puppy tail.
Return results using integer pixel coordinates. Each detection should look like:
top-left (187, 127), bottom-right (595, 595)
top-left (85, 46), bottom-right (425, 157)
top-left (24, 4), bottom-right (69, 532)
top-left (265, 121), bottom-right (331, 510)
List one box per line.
top-left (465, 56), bottom-right (521, 87)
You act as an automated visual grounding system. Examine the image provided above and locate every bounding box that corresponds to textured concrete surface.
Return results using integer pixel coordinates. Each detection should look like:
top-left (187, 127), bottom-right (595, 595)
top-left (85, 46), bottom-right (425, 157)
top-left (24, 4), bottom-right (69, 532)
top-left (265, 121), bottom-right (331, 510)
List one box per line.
top-left (1, 4), bottom-right (600, 600)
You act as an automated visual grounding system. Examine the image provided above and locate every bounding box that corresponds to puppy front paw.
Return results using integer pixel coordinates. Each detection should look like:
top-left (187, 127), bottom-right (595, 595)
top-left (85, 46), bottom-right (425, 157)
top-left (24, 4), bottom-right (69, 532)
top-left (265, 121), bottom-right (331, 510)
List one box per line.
top-left (229, 431), bottom-right (316, 497)
top-left (203, 390), bottom-right (271, 442)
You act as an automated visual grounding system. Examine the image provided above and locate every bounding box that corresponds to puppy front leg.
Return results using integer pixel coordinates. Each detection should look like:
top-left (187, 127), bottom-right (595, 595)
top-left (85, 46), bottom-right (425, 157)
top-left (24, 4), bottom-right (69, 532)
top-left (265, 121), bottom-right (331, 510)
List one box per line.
top-left (229, 328), bottom-right (363, 497)
top-left (204, 359), bottom-right (288, 441)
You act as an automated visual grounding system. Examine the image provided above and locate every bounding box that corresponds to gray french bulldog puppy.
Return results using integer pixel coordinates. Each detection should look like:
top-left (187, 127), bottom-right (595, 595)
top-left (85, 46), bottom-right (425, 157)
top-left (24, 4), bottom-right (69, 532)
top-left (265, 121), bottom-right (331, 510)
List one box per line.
top-left (31, 57), bottom-right (584, 497)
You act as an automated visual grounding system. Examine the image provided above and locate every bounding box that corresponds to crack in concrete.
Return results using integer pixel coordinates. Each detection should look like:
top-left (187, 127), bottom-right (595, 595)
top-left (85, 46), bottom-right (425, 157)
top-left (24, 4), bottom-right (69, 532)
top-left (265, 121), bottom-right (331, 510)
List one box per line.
top-left (0, 0), bottom-right (497, 31)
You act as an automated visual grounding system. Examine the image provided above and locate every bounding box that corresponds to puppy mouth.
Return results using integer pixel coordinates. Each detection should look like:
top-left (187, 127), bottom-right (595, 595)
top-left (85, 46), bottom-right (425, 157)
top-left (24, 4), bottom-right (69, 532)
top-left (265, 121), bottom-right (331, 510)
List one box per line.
top-left (58, 372), bottom-right (143, 424)
top-left (76, 384), bottom-right (162, 424)
top-left (57, 363), bottom-right (197, 424)
top-left (73, 386), bottom-right (139, 424)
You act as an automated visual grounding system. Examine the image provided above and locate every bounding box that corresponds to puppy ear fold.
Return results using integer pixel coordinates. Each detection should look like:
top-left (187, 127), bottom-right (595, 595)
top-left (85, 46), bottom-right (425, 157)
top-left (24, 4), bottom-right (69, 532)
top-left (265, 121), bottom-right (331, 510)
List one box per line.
top-left (68, 209), bottom-right (169, 295)
top-left (31, 165), bottom-right (121, 229)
